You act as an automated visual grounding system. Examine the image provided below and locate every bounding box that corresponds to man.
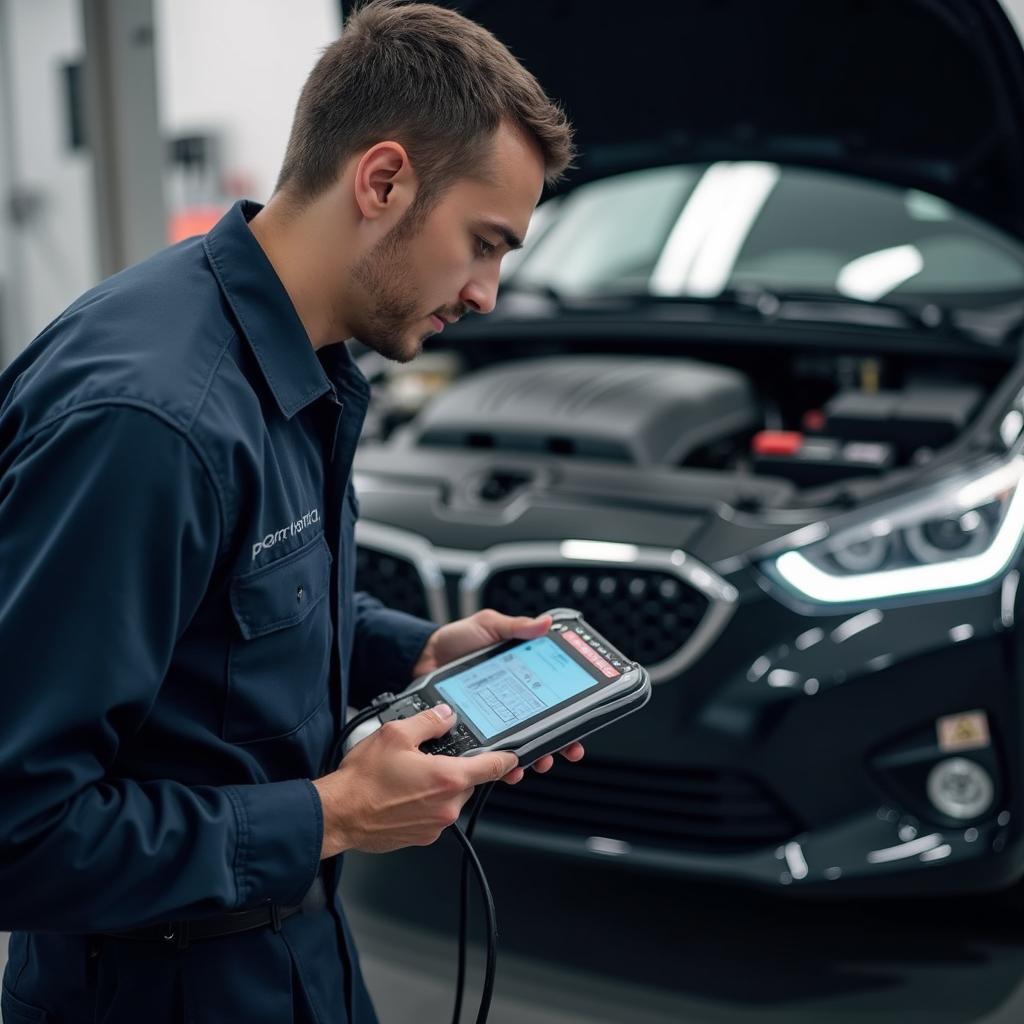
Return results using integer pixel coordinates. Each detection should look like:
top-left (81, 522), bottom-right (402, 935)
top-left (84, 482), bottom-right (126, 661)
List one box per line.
top-left (0, 2), bottom-right (577, 1021)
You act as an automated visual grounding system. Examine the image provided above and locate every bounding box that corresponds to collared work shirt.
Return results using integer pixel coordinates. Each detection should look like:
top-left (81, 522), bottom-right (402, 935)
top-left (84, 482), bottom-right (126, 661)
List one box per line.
top-left (0, 201), bottom-right (436, 1023)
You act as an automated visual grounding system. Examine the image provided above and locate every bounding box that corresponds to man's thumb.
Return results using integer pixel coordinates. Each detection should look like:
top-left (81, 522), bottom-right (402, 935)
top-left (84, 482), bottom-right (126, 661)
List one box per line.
top-left (401, 703), bottom-right (457, 744)
top-left (508, 613), bottom-right (552, 640)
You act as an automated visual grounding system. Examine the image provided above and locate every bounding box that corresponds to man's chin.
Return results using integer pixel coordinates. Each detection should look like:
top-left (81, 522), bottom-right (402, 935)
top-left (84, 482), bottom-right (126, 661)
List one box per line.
top-left (395, 340), bottom-right (424, 364)
top-left (359, 331), bottom-right (423, 364)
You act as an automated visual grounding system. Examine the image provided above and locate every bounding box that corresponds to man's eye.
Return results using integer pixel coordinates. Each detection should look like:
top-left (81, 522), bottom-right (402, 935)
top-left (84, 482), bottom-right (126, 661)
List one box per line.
top-left (475, 236), bottom-right (497, 257)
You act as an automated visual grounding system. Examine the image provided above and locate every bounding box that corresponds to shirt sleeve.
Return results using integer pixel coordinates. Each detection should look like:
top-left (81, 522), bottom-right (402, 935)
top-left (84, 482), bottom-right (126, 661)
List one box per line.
top-left (0, 404), bottom-right (321, 932)
top-left (347, 591), bottom-right (437, 708)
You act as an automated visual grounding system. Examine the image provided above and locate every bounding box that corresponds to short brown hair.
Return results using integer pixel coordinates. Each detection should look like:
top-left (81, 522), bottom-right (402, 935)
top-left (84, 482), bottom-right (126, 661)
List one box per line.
top-left (275, 0), bottom-right (575, 209)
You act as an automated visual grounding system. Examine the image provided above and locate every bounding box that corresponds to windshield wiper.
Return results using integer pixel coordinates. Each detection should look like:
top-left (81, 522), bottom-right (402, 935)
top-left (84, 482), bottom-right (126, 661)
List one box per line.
top-left (630, 285), bottom-right (949, 332)
top-left (502, 278), bottom-right (1021, 346)
top-left (506, 280), bottom-right (946, 326)
top-left (724, 286), bottom-right (949, 333)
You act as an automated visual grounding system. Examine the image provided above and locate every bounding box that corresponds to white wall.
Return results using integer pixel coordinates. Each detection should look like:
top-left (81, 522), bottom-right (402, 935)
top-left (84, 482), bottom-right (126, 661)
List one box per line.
top-left (0, 3), bottom-right (15, 363)
top-left (154, 0), bottom-right (341, 204)
top-left (0, 0), bottom-right (340, 365)
top-left (0, 0), bottom-right (98, 360)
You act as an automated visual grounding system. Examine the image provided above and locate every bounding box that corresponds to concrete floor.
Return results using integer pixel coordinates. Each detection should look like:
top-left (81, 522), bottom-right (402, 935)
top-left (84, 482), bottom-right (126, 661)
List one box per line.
top-left (341, 839), bottom-right (1024, 1024)
top-left (4, 840), bottom-right (1024, 1023)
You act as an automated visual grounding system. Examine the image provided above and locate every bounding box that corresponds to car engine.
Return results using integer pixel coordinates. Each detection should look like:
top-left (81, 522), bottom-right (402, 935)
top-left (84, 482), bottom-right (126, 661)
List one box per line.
top-left (409, 355), bottom-right (760, 466)
top-left (366, 349), bottom-right (988, 493)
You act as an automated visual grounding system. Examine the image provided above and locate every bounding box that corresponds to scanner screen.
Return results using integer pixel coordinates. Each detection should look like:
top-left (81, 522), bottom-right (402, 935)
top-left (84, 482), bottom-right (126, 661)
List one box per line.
top-left (436, 636), bottom-right (599, 741)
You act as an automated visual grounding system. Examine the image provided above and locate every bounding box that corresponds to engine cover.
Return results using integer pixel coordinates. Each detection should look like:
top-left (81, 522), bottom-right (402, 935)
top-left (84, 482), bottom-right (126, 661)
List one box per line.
top-left (409, 356), bottom-right (758, 465)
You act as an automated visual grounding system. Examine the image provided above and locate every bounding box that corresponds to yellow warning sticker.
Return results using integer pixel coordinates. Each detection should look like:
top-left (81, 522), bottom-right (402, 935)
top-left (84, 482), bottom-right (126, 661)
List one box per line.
top-left (937, 710), bottom-right (991, 753)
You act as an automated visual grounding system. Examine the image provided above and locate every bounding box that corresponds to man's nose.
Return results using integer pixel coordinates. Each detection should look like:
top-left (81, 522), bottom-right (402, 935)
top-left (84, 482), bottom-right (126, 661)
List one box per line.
top-left (460, 267), bottom-right (500, 315)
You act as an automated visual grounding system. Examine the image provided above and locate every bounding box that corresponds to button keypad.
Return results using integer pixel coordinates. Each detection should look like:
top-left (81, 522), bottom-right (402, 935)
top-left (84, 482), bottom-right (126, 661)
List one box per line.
top-left (420, 721), bottom-right (477, 757)
top-left (565, 623), bottom-right (627, 666)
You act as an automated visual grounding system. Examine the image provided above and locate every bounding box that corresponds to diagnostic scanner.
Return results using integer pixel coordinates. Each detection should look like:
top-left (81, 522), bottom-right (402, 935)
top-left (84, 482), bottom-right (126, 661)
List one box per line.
top-left (345, 607), bottom-right (651, 764)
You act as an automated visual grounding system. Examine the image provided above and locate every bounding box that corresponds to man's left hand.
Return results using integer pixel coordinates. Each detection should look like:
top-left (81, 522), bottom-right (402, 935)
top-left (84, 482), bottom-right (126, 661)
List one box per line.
top-left (411, 609), bottom-right (585, 784)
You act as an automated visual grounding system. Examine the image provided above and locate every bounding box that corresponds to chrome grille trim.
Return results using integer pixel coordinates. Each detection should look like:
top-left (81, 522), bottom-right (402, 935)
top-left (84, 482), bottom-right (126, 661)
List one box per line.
top-left (354, 521), bottom-right (450, 624)
top-left (461, 543), bottom-right (736, 683)
top-left (354, 521), bottom-right (737, 684)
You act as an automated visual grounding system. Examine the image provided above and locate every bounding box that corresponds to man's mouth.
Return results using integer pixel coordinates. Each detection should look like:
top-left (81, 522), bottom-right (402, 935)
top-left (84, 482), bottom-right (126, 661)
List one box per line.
top-left (429, 314), bottom-right (446, 332)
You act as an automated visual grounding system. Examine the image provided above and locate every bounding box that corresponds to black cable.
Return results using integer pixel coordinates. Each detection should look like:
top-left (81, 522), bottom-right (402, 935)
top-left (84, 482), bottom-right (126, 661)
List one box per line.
top-left (333, 696), bottom-right (499, 1023)
top-left (451, 782), bottom-right (495, 1024)
top-left (449, 787), bottom-right (498, 1024)
top-left (330, 692), bottom-right (396, 770)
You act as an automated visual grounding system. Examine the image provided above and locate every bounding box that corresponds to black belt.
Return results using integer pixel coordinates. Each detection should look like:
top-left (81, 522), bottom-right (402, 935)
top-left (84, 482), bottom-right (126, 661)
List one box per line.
top-left (99, 876), bottom-right (327, 951)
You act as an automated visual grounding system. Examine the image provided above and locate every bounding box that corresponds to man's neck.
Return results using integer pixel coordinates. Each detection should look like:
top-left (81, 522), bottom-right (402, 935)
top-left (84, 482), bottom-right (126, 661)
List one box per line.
top-left (248, 196), bottom-right (354, 351)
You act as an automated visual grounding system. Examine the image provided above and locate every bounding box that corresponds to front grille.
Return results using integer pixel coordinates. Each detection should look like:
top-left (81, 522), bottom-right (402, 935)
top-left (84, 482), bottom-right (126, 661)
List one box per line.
top-left (355, 547), bottom-right (431, 619)
top-left (479, 566), bottom-right (709, 667)
top-left (485, 758), bottom-right (801, 852)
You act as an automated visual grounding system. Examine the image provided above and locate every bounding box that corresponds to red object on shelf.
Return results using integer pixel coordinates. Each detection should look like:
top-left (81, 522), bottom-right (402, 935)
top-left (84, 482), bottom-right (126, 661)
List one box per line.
top-left (168, 205), bottom-right (228, 244)
top-left (802, 409), bottom-right (826, 432)
top-left (752, 430), bottom-right (804, 456)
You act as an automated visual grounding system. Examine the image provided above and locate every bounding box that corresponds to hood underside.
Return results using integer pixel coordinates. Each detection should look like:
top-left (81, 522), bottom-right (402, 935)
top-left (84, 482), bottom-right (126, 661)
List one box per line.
top-left (366, 0), bottom-right (1024, 240)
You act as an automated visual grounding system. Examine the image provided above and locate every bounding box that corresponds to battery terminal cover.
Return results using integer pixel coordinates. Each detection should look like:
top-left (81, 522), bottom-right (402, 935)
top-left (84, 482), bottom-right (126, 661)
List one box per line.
top-left (751, 430), bottom-right (895, 486)
top-left (752, 430), bottom-right (804, 456)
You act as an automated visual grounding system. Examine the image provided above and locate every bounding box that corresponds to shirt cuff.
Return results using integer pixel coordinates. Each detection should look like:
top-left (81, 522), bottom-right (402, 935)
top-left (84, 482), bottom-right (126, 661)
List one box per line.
top-left (225, 778), bottom-right (323, 907)
top-left (350, 609), bottom-right (438, 707)
top-left (383, 610), bottom-right (438, 681)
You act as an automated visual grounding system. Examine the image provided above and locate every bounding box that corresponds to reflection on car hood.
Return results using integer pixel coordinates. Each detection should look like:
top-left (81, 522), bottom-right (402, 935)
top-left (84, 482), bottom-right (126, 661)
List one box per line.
top-left (364, 0), bottom-right (1024, 241)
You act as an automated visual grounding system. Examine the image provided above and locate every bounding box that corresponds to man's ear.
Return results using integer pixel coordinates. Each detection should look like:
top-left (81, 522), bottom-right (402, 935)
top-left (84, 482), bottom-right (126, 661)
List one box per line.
top-left (353, 141), bottom-right (416, 224)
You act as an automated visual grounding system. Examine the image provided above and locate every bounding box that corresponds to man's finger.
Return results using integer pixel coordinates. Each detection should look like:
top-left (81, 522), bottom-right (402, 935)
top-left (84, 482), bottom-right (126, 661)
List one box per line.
top-left (460, 749), bottom-right (519, 785)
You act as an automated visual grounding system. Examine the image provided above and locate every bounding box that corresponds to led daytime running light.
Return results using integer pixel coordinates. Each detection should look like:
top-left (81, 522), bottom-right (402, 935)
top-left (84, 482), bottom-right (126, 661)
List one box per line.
top-left (772, 460), bottom-right (1024, 604)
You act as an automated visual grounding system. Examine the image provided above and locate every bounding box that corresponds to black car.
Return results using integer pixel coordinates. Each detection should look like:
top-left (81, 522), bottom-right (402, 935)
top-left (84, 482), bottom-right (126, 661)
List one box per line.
top-left (347, 0), bottom-right (1024, 895)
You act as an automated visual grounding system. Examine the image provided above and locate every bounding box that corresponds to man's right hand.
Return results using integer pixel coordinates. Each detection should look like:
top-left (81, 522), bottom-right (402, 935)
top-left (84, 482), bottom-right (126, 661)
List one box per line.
top-left (312, 704), bottom-right (518, 858)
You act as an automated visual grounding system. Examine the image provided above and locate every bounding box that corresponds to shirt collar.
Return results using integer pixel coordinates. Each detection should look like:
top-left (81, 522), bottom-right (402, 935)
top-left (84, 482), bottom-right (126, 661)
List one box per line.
top-left (319, 339), bottom-right (372, 409)
top-left (204, 200), bottom-right (335, 420)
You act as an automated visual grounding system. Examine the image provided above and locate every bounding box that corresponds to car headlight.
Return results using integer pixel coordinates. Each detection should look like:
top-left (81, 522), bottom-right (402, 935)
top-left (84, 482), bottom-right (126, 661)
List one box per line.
top-left (767, 456), bottom-right (1024, 605)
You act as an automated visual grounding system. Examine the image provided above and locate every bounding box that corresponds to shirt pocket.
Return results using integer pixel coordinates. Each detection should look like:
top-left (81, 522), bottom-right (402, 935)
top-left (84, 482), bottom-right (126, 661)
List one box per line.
top-left (1, 986), bottom-right (50, 1023)
top-left (226, 536), bottom-right (333, 744)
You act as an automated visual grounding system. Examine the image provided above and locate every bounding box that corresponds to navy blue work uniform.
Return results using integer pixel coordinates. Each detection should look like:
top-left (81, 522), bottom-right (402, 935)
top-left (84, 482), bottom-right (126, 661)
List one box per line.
top-left (0, 201), bottom-right (437, 1023)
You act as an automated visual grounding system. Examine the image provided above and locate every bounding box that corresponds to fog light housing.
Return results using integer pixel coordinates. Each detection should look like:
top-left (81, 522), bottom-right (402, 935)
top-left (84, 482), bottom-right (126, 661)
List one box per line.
top-left (926, 758), bottom-right (994, 820)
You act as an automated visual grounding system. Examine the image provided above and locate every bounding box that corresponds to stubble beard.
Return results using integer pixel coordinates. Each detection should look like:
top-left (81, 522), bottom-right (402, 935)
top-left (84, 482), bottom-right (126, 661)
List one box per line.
top-left (349, 219), bottom-right (428, 364)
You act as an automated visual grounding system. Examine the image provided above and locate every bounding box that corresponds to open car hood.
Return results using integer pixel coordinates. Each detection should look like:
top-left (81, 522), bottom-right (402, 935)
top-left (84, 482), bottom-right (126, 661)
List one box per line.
top-left (343, 0), bottom-right (1024, 241)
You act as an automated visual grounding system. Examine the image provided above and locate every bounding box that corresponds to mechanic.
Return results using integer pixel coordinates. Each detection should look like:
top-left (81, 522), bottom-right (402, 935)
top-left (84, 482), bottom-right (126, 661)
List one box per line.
top-left (0, 3), bottom-right (577, 1021)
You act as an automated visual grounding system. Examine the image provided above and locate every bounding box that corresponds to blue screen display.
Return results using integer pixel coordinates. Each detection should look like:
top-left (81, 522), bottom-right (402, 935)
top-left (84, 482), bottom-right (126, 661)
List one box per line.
top-left (435, 636), bottom-right (598, 741)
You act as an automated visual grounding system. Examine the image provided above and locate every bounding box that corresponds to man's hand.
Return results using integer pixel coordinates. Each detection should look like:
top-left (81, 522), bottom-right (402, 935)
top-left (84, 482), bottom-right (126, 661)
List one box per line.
top-left (412, 609), bottom-right (585, 783)
top-left (313, 704), bottom-right (518, 857)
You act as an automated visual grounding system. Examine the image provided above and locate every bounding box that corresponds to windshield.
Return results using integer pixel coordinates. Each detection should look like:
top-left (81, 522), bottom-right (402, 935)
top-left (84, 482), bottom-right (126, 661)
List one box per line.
top-left (510, 163), bottom-right (1024, 307)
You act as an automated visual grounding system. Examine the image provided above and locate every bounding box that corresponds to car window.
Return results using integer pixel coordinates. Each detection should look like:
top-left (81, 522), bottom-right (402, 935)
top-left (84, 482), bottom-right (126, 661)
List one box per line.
top-left (512, 163), bottom-right (1024, 305)
top-left (514, 166), bottom-right (700, 294)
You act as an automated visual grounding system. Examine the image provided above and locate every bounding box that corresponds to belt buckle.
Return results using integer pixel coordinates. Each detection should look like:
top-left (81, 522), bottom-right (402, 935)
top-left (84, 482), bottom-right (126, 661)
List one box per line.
top-left (164, 921), bottom-right (190, 952)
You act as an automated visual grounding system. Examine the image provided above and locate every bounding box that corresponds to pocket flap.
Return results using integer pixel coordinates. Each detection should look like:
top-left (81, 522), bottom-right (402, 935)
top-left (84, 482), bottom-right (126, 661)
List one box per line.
top-left (230, 536), bottom-right (332, 640)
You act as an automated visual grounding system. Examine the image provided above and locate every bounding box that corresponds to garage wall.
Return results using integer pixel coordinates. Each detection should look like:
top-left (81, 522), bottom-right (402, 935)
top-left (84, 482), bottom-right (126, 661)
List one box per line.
top-left (0, 0), bottom-right (98, 365)
top-left (0, 0), bottom-right (340, 367)
top-left (154, 0), bottom-right (341, 204)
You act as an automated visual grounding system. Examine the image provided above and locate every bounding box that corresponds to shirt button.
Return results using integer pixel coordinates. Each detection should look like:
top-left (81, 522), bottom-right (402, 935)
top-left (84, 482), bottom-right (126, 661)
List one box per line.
top-left (296, 586), bottom-right (304, 602)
